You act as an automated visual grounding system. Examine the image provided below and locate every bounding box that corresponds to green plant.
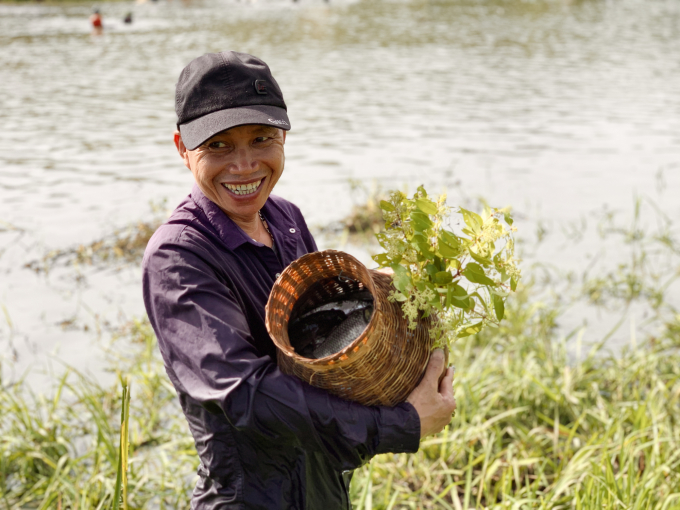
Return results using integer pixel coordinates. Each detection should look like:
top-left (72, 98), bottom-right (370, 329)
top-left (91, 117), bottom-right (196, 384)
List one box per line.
top-left (372, 186), bottom-right (521, 350)
top-left (113, 376), bottom-right (131, 510)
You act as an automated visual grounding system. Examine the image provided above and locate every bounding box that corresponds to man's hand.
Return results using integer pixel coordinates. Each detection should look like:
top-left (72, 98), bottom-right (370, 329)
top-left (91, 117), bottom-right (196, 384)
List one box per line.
top-left (406, 349), bottom-right (456, 438)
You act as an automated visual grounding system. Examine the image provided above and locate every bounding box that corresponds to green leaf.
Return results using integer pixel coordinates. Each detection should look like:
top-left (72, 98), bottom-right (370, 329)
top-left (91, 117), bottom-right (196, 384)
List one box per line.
top-left (379, 200), bottom-right (395, 212)
top-left (391, 292), bottom-right (407, 302)
top-left (425, 264), bottom-right (438, 278)
top-left (391, 264), bottom-right (411, 292)
top-left (470, 292), bottom-right (488, 313)
top-left (460, 208), bottom-right (483, 234)
top-left (372, 253), bottom-right (390, 266)
top-left (448, 259), bottom-right (461, 271)
top-left (391, 263), bottom-right (408, 276)
top-left (412, 243), bottom-right (431, 260)
top-left (490, 287), bottom-right (509, 298)
top-left (410, 211), bottom-right (433, 232)
top-left (438, 242), bottom-right (460, 258)
top-left (393, 276), bottom-right (409, 293)
top-left (510, 277), bottom-right (518, 292)
top-left (468, 249), bottom-right (492, 267)
top-left (434, 271), bottom-right (453, 285)
top-left (438, 230), bottom-right (461, 258)
top-left (412, 233), bottom-right (435, 258)
top-left (504, 211), bottom-right (514, 226)
top-left (447, 283), bottom-right (471, 309)
top-left (493, 294), bottom-right (505, 321)
top-left (457, 322), bottom-right (483, 338)
top-left (431, 299), bottom-right (443, 311)
top-left (462, 263), bottom-right (495, 286)
top-left (441, 230), bottom-right (460, 247)
top-left (415, 198), bottom-right (438, 215)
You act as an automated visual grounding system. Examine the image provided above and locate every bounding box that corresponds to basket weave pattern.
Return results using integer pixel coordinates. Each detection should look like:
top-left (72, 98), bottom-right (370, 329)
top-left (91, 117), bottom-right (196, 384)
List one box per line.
top-left (265, 250), bottom-right (434, 406)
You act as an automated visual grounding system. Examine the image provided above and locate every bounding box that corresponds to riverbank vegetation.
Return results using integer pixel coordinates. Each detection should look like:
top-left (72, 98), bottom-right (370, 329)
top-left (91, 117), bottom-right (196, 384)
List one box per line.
top-left (24, 200), bottom-right (167, 275)
top-left (317, 180), bottom-right (387, 244)
top-left (2, 198), bottom-right (679, 509)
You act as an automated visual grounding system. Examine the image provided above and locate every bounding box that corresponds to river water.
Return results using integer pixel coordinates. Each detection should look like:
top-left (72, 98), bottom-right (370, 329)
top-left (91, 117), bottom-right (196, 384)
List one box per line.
top-left (1, 0), bottom-right (679, 386)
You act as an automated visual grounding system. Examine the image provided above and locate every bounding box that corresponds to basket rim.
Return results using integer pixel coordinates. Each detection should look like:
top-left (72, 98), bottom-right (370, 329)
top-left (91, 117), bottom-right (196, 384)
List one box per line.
top-left (265, 249), bottom-right (382, 366)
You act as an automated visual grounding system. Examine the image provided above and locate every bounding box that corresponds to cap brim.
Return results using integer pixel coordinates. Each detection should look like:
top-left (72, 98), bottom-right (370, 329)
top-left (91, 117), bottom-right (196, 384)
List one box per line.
top-left (179, 105), bottom-right (291, 150)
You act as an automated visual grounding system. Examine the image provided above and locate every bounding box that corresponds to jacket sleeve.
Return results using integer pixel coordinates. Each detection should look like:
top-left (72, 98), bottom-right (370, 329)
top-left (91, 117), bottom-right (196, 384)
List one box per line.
top-left (142, 234), bottom-right (420, 472)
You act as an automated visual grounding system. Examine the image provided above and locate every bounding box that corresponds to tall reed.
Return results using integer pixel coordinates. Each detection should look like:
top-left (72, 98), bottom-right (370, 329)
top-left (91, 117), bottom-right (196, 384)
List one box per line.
top-left (113, 376), bottom-right (131, 510)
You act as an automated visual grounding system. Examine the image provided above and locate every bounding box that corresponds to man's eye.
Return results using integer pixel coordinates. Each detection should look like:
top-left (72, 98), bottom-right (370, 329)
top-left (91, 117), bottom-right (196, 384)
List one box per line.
top-left (208, 141), bottom-right (227, 149)
top-left (254, 137), bottom-right (270, 144)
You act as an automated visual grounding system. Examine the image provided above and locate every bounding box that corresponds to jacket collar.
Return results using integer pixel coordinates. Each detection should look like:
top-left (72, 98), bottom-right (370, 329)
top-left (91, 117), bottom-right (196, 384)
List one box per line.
top-left (190, 184), bottom-right (299, 259)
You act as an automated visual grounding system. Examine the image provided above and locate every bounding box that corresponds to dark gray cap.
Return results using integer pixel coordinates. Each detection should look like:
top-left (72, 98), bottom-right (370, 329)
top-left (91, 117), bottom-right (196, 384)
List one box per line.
top-left (175, 51), bottom-right (290, 150)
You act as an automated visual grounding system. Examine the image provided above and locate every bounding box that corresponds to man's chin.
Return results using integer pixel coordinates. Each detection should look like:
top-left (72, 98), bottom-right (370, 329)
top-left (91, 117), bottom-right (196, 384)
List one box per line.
top-left (217, 197), bottom-right (265, 222)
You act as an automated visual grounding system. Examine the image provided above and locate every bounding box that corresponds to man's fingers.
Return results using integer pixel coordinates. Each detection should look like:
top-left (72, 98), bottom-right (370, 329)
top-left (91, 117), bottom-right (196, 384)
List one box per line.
top-left (439, 366), bottom-right (455, 395)
top-left (424, 349), bottom-right (445, 389)
top-left (438, 367), bottom-right (456, 413)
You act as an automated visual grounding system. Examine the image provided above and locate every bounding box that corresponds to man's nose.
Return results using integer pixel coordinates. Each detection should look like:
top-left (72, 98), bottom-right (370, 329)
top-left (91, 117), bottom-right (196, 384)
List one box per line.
top-left (229, 147), bottom-right (258, 174)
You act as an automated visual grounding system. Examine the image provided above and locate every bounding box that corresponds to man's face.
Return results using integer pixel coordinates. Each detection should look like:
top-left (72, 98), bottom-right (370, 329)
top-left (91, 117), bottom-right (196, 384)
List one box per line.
top-left (175, 125), bottom-right (286, 223)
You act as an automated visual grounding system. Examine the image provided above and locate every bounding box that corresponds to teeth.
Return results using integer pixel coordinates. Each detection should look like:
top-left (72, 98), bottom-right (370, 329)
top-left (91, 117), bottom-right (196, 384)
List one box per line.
top-left (223, 179), bottom-right (262, 196)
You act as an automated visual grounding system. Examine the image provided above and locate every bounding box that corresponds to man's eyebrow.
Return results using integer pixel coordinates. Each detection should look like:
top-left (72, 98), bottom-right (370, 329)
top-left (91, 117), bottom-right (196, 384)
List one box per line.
top-left (253, 126), bottom-right (279, 135)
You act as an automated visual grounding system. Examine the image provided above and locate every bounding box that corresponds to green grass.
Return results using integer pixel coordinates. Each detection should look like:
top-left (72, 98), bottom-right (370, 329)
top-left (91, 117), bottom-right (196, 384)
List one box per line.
top-left (349, 288), bottom-right (680, 509)
top-left (2, 285), bottom-right (679, 508)
top-left (0, 320), bottom-right (198, 509)
top-left (113, 376), bottom-right (130, 510)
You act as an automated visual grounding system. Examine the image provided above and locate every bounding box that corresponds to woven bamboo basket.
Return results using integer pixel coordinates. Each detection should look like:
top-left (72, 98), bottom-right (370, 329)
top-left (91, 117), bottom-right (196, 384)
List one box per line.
top-left (265, 249), bottom-right (436, 407)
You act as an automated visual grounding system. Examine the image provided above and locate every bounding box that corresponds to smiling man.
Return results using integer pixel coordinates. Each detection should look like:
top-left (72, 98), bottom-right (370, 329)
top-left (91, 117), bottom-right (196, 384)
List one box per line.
top-left (174, 123), bottom-right (285, 247)
top-left (142, 51), bottom-right (456, 509)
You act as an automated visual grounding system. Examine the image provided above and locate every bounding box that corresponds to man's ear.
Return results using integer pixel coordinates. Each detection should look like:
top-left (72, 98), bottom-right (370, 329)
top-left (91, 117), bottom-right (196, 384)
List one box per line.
top-left (174, 130), bottom-right (192, 171)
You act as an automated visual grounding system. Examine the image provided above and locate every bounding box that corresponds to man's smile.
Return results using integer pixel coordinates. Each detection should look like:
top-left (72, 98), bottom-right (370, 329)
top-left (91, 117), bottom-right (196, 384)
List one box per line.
top-left (222, 178), bottom-right (264, 196)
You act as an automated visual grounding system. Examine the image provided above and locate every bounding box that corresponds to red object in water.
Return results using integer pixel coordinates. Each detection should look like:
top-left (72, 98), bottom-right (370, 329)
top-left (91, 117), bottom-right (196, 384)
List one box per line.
top-left (91, 13), bottom-right (102, 28)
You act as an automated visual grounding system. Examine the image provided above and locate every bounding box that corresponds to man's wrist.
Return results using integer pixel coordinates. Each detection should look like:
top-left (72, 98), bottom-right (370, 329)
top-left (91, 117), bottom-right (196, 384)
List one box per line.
top-left (374, 401), bottom-right (421, 455)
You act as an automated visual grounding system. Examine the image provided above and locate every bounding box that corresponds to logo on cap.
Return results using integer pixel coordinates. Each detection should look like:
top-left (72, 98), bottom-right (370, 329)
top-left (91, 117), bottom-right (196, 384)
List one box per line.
top-left (254, 80), bottom-right (268, 95)
top-left (268, 118), bottom-right (289, 126)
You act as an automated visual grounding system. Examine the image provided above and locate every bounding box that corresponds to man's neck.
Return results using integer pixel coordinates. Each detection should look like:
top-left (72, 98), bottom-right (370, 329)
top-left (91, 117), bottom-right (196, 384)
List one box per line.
top-left (232, 213), bottom-right (272, 248)
top-left (232, 214), bottom-right (259, 237)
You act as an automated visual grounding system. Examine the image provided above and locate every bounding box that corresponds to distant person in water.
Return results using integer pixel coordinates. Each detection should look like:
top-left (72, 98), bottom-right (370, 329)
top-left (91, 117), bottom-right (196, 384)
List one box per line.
top-left (90, 8), bottom-right (103, 35)
top-left (123, 12), bottom-right (133, 24)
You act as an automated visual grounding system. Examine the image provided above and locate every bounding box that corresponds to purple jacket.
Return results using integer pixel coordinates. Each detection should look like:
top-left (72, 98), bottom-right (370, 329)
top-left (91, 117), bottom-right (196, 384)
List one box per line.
top-left (142, 185), bottom-right (420, 509)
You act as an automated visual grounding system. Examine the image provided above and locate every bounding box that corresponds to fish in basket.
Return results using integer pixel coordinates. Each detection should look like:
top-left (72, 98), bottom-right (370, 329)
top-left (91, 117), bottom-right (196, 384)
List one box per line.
top-left (265, 249), bottom-right (436, 407)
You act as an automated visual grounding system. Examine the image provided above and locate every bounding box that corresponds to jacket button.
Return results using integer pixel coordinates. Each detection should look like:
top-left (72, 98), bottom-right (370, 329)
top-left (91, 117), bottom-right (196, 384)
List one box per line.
top-left (289, 228), bottom-right (296, 234)
top-left (275, 273), bottom-right (281, 278)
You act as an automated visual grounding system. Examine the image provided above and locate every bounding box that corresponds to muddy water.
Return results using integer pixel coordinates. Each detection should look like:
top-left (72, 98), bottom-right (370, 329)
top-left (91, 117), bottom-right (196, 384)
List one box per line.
top-left (1, 0), bottom-right (679, 385)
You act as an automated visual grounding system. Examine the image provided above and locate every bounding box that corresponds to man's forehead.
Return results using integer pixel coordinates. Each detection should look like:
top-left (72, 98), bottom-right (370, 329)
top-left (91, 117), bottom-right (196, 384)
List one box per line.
top-left (213, 124), bottom-right (280, 138)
